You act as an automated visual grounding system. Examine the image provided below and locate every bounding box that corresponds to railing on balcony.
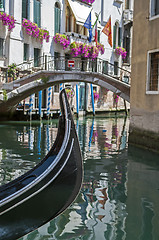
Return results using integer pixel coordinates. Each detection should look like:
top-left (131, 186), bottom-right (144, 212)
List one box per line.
top-left (0, 56), bottom-right (131, 86)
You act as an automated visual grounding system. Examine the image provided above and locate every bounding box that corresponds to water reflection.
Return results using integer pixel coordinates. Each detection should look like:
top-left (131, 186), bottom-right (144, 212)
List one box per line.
top-left (0, 117), bottom-right (159, 240)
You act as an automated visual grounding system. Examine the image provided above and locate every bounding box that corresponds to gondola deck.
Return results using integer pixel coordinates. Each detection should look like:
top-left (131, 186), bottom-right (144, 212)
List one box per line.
top-left (0, 90), bottom-right (83, 240)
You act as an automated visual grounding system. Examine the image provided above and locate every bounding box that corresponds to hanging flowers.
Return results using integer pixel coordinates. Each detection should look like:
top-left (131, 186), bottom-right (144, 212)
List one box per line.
top-left (0, 12), bottom-right (16, 31)
top-left (81, 0), bottom-right (95, 4)
top-left (53, 33), bottom-right (70, 50)
top-left (70, 42), bottom-right (102, 60)
top-left (115, 47), bottom-right (127, 59)
top-left (97, 42), bottom-right (105, 55)
top-left (22, 19), bottom-right (50, 44)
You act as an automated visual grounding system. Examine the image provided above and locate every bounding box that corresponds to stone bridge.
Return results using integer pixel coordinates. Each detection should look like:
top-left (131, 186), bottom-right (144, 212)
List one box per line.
top-left (0, 69), bottom-right (130, 113)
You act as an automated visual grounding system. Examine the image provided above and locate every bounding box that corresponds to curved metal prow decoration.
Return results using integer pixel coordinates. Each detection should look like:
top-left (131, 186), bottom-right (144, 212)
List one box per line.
top-left (0, 89), bottom-right (83, 240)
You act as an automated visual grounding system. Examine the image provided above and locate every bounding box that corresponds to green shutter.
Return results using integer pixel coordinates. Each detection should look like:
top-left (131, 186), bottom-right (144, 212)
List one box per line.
top-left (0, 38), bottom-right (3, 57)
top-left (98, 30), bottom-right (100, 43)
top-left (55, 7), bottom-right (61, 34)
top-left (0, 0), bottom-right (4, 9)
top-left (34, 0), bottom-right (41, 26)
top-left (118, 27), bottom-right (122, 47)
top-left (113, 25), bottom-right (117, 49)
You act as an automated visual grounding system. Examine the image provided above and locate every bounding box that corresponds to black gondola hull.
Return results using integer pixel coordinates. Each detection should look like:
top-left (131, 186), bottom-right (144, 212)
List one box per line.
top-left (0, 90), bottom-right (83, 240)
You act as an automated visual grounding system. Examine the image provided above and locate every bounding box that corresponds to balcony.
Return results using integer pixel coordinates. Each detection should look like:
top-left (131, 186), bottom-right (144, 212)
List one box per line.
top-left (123, 9), bottom-right (133, 25)
top-left (65, 32), bottom-right (89, 44)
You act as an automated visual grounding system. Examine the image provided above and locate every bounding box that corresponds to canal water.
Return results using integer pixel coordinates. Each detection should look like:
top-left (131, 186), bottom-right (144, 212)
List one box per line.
top-left (0, 116), bottom-right (159, 240)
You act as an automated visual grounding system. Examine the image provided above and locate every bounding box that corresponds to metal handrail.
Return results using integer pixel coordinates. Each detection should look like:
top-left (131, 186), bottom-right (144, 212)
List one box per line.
top-left (1, 56), bottom-right (131, 85)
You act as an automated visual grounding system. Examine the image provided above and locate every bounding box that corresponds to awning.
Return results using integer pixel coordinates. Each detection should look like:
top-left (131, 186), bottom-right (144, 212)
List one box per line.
top-left (67, 0), bottom-right (101, 29)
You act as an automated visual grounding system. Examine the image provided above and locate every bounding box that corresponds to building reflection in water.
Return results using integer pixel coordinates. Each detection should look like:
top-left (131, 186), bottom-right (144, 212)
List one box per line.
top-left (0, 117), bottom-right (159, 240)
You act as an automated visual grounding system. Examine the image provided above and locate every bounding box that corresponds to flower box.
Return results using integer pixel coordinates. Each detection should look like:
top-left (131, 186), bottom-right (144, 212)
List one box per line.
top-left (0, 12), bottom-right (16, 31)
top-left (22, 19), bottom-right (50, 44)
top-left (115, 47), bottom-right (127, 59)
top-left (53, 33), bottom-right (70, 50)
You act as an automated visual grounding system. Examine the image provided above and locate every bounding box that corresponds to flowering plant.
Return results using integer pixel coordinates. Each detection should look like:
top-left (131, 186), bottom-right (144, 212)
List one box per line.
top-left (0, 12), bottom-right (16, 31)
top-left (70, 42), bottom-right (101, 60)
top-left (97, 42), bottom-right (105, 55)
top-left (22, 19), bottom-right (50, 43)
top-left (81, 0), bottom-right (95, 4)
top-left (53, 33), bottom-right (70, 49)
top-left (115, 47), bottom-right (127, 59)
top-left (93, 91), bottom-right (99, 101)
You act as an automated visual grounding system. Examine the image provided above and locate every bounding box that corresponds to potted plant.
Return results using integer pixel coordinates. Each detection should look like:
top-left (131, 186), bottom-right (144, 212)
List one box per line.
top-left (7, 63), bottom-right (18, 82)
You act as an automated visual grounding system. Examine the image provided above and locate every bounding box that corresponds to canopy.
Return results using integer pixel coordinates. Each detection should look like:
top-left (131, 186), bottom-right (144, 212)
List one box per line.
top-left (67, 0), bottom-right (101, 29)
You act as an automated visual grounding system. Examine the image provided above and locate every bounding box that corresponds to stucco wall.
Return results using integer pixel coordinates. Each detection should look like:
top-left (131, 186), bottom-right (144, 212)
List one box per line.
top-left (130, 0), bottom-right (159, 131)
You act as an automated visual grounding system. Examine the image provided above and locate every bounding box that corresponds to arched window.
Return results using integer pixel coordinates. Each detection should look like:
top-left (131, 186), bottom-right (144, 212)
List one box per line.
top-left (66, 6), bottom-right (71, 32)
top-left (54, 2), bottom-right (61, 34)
top-left (113, 21), bottom-right (121, 49)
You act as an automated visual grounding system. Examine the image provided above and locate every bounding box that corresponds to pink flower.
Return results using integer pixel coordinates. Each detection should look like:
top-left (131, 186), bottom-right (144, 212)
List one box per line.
top-left (0, 11), bottom-right (16, 31)
top-left (53, 33), bottom-right (70, 49)
top-left (22, 19), bottom-right (50, 44)
top-left (115, 47), bottom-right (127, 59)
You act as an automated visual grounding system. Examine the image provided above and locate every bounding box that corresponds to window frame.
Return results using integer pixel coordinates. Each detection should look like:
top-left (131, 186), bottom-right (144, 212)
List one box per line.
top-left (0, 0), bottom-right (4, 11)
top-left (146, 49), bottom-right (159, 94)
top-left (54, 2), bottom-right (61, 34)
top-left (34, 0), bottom-right (41, 27)
top-left (149, 0), bottom-right (159, 20)
top-left (22, 0), bottom-right (30, 20)
top-left (23, 43), bottom-right (29, 62)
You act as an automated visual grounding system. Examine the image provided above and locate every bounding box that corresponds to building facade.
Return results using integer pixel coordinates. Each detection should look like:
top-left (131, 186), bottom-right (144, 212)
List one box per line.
top-left (129, 0), bottom-right (159, 151)
top-left (0, 0), bottom-right (131, 117)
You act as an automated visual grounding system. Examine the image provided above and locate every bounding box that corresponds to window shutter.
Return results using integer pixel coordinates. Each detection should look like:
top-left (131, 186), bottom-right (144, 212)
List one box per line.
top-left (0, 38), bottom-right (4, 57)
top-left (55, 7), bottom-right (61, 34)
top-left (98, 30), bottom-right (100, 43)
top-left (113, 25), bottom-right (117, 49)
top-left (34, 0), bottom-right (41, 26)
top-left (155, 0), bottom-right (159, 15)
top-left (0, 0), bottom-right (4, 9)
top-left (118, 27), bottom-right (122, 47)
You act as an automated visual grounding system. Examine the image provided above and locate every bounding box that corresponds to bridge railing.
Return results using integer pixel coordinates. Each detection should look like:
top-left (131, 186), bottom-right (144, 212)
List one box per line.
top-left (0, 56), bottom-right (131, 85)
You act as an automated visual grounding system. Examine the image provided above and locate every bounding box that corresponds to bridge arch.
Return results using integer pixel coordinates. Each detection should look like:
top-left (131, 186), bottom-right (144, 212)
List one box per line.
top-left (0, 70), bottom-right (130, 113)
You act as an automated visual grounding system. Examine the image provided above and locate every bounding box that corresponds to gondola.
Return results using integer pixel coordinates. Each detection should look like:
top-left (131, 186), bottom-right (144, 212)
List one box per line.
top-left (0, 89), bottom-right (83, 240)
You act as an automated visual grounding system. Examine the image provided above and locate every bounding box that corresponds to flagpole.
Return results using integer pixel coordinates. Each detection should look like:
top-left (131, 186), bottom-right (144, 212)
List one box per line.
top-left (92, 11), bottom-right (101, 30)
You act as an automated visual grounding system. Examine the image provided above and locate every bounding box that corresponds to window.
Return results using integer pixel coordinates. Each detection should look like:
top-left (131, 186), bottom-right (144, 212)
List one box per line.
top-left (0, 38), bottom-right (4, 57)
top-left (66, 6), bottom-right (71, 32)
top-left (9, 0), bottom-right (14, 16)
top-left (22, 0), bottom-right (30, 19)
top-left (151, 0), bottom-right (159, 17)
top-left (147, 51), bottom-right (159, 92)
top-left (102, 61), bottom-right (108, 74)
top-left (114, 61), bottom-right (119, 76)
top-left (113, 22), bottom-right (122, 49)
top-left (123, 28), bottom-right (131, 64)
top-left (125, 0), bottom-right (130, 9)
top-left (34, 0), bottom-right (41, 27)
top-left (24, 43), bottom-right (29, 61)
top-left (34, 48), bottom-right (40, 67)
top-left (0, 0), bottom-right (4, 11)
top-left (54, 2), bottom-right (61, 34)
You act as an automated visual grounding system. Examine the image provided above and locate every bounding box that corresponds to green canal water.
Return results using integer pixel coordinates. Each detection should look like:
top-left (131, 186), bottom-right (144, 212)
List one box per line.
top-left (0, 116), bottom-right (159, 240)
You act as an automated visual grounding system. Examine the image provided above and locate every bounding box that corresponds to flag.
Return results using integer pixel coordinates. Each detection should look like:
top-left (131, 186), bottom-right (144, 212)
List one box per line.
top-left (84, 11), bottom-right (92, 43)
top-left (94, 20), bottom-right (98, 46)
top-left (102, 16), bottom-right (112, 47)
